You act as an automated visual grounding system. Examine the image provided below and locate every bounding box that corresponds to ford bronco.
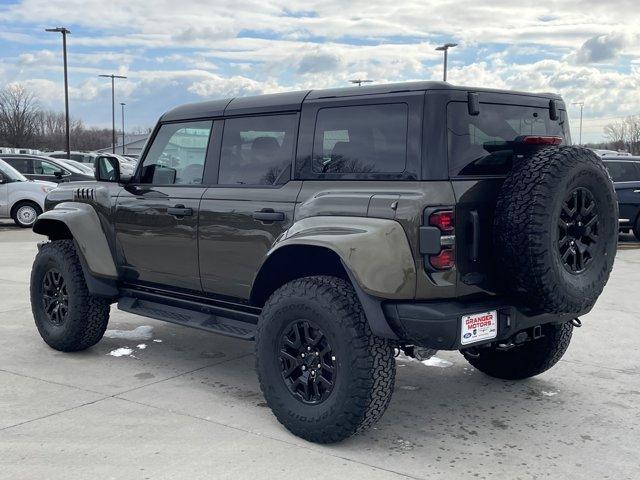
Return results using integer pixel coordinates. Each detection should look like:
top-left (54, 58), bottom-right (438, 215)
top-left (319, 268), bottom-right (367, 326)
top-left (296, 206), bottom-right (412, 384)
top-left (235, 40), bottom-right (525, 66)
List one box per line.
top-left (30, 81), bottom-right (618, 443)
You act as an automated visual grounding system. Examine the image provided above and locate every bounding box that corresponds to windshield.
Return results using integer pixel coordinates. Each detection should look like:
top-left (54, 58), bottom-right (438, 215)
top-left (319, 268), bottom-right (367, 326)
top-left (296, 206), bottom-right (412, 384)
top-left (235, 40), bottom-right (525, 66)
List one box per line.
top-left (0, 159), bottom-right (27, 182)
top-left (43, 157), bottom-right (84, 175)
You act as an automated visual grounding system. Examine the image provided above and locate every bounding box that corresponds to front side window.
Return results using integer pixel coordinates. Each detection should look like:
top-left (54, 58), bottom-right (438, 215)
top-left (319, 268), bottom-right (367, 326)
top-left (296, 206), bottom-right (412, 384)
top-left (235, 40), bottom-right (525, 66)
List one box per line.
top-left (447, 102), bottom-right (569, 176)
top-left (218, 114), bottom-right (297, 185)
top-left (139, 121), bottom-right (212, 185)
top-left (33, 159), bottom-right (66, 175)
top-left (312, 104), bottom-right (408, 175)
top-left (605, 161), bottom-right (640, 182)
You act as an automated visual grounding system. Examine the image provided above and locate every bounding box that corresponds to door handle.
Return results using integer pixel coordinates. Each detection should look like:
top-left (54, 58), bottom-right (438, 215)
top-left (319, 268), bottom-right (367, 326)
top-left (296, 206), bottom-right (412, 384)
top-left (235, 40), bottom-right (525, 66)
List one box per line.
top-left (167, 205), bottom-right (193, 217)
top-left (253, 209), bottom-right (285, 222)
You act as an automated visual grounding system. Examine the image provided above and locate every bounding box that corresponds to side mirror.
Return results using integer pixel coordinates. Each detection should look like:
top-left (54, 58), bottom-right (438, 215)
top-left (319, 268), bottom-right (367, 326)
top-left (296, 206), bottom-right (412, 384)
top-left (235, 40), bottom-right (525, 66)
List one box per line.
top-left (94, 156), bottom-right (121, 183)
top-left (54, 170), bottom-right (65, 179)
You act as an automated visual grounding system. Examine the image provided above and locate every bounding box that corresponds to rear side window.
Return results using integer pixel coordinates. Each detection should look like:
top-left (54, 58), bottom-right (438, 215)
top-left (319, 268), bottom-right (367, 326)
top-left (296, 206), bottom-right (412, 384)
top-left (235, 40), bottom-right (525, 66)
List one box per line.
top-left (4, 157), bottom-right (31, 174)
top-left (605, 161), bottom-right (640, 182)
top-left (218, 114), bottom-right (297, 186)
top-left (447, 102), bottom-right (569, 176)
top-left (312, 104), bottom-right (408, 175)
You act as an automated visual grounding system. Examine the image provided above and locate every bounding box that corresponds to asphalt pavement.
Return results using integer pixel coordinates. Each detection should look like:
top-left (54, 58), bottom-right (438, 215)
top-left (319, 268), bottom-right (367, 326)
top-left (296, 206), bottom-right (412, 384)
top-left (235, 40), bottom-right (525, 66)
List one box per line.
top-left (0, 220), bottom-right (638, 479)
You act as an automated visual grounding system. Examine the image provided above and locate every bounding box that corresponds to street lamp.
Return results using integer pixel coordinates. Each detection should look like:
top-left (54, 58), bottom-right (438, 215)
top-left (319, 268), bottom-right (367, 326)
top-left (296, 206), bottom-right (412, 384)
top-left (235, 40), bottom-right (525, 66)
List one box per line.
top-left (120, 103), bottom-right (126, 155)
top-left (349, 79), bottom-right (373, 87)
top-left (45, 27), bottom-right (71, 159)
top-left (572, 102), bottom-right (584, 145)
top-left (98, 74), bottom-right (127, 153)
top-left (435, 43), bottom-right (457, 82)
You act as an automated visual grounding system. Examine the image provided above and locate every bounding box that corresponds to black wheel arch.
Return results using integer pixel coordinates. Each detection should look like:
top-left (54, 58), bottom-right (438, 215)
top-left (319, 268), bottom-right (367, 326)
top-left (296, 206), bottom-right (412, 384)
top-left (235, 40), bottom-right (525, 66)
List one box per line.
top-left (250, 244), bottom-right (399, 340)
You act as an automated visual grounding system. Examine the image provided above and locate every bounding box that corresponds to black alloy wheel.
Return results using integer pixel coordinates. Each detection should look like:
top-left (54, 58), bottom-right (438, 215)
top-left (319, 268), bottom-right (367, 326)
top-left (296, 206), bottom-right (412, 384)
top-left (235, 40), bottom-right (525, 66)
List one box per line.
top-left (557, 187), bottom-right (599, 274)
top-left (279, 319), bottom-right (336, 404)
top-left (42, 268), bottom-right (69, 326)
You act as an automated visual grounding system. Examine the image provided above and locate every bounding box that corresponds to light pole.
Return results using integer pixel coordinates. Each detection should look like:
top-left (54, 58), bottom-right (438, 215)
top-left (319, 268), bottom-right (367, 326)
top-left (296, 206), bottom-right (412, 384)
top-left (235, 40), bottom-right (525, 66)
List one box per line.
top-left (45, 27), bottom-right (71, 159)
top-left (349, 79), bottom-right (373, 87)
top-left (435, 43), bottom-right (457, 82)
top-left (120, 103), bottom-right (126, 155)
top-left (99, 74), bottom-right (127, 153)
top-left (572, 102), bottom-right (584, 145)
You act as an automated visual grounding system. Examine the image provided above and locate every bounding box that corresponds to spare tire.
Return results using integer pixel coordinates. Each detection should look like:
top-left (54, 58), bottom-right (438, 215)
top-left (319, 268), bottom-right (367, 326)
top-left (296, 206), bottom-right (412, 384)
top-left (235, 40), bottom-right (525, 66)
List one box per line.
top-left (494, 146), bottom-right (617, 314)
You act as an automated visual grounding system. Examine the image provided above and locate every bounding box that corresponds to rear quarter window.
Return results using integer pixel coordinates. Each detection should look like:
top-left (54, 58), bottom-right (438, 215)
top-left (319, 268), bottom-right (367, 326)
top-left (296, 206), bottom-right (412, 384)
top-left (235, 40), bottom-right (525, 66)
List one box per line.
top-left (447, 102), bottom-right (569, 177)
top-left (312, 103), bottom-right (408, 176)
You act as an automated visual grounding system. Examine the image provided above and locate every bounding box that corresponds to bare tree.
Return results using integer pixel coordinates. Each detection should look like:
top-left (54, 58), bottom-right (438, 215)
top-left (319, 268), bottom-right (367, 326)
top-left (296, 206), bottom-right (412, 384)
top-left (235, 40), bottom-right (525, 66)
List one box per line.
top-left (0, 84), bottom-right (41, 147)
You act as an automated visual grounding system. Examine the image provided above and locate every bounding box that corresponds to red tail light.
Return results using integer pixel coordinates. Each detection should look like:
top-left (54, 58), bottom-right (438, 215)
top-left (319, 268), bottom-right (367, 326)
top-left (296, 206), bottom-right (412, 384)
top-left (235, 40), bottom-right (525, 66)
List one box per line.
top-left (519, 135), bottom-right (563, 145)
top-left (427, 209), bottom-right (455, 270)
top-left (429, 210), bottom-right (455, 233)
top-left (429, 249), bottom-right (455, 270)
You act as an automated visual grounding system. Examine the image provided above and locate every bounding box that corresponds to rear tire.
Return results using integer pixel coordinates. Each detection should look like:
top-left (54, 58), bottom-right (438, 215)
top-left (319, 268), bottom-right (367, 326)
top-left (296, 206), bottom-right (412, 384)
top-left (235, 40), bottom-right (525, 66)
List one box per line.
top-left (12, 201), bottom-right (41, 228)
top-left (255, 276), bottom-right (395, 443)
top-left (30, 240), bottom-right (110, 352)
top-left (461, 322), bottom-right (573, 380)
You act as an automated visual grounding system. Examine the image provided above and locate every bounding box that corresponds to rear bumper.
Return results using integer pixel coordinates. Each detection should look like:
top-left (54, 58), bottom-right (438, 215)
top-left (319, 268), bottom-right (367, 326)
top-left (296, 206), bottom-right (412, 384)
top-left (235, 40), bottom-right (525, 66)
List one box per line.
top-left (382, 298), bottom-right (578, 350)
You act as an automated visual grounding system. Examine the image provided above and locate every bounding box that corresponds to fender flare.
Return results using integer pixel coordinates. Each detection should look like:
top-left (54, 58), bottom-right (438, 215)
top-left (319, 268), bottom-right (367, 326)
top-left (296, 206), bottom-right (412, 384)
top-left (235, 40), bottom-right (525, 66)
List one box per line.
top-left (33, 202), bottom-right (118, 297)
top-left (256, 216), bottom-right (417, 339)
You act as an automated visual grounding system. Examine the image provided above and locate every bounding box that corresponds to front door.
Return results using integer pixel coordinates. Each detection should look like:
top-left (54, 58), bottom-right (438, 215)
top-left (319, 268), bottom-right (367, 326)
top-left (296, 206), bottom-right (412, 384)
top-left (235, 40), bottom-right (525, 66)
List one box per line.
top-left (115, 119), bottom-right (217, 292)
top-left (198, 113), bottom-right (301, 300)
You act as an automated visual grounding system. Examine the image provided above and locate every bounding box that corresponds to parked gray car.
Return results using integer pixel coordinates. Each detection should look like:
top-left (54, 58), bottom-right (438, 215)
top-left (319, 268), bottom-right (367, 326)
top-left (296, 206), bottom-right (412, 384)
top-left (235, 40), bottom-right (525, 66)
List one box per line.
top-left (0, 154), bottom-right (94, 183)
top-left (0, 159), bottom-right (56, 227)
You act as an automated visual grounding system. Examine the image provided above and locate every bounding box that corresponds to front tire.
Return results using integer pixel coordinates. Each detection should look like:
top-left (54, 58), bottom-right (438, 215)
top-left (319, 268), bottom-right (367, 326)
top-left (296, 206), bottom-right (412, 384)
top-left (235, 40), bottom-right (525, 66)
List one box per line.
top-left (461, 322), bottom-right (573, 380)
top-left (256, 276), bottom-right (395, 443)
top-left (30, 240), bottom-right (110, 352)
top-left (12, 201), bottom-right (41, 228)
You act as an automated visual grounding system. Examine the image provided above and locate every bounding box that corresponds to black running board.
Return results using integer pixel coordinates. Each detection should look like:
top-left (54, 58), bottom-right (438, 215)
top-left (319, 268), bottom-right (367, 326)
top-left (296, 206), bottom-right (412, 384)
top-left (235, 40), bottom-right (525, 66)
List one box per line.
top-left (118, 296), bottom-right (258, 340)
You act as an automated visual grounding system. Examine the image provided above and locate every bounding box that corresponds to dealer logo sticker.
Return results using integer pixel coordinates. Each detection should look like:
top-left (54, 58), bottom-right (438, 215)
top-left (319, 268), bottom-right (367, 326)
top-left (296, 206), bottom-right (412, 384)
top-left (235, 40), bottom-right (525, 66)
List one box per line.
top-left (460, 310), bottom-right (498, 345)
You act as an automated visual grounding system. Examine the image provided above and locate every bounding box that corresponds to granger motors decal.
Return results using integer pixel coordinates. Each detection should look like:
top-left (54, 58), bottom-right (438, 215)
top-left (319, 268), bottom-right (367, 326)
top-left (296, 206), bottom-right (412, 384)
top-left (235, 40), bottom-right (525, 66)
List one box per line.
top-left (461, 310), bottom-right (498, 345)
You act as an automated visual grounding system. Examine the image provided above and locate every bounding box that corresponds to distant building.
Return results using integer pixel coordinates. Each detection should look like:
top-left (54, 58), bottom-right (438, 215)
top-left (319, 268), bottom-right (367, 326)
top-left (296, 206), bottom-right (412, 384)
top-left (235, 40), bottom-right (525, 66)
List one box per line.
top-left (96, 133), bottom-right (149, 156)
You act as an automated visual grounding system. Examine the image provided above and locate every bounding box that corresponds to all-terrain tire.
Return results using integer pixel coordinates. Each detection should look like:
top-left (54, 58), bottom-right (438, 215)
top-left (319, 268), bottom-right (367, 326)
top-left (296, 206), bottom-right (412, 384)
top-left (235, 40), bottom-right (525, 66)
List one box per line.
top-left (255, 276), bottom-right (395, 443)
top-left (12, 201), bottom-right (42, 228)
top-left (31, 239), bottom-right (110, 352)
top-left (494, 146), bottom-right (618, 314)
top-left (462, 322), bottom-right (573, 380)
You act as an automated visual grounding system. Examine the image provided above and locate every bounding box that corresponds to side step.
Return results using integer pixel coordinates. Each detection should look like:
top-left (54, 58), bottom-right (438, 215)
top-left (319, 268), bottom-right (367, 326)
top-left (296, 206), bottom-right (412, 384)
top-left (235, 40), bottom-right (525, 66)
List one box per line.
top-left (118, 296), bottom-right (258, 340)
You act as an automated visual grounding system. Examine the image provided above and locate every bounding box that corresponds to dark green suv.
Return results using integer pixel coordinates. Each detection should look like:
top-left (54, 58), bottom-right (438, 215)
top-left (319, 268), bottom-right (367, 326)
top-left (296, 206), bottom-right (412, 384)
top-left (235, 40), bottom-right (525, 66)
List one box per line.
top-left (30, 81), bottom-right (618, 443)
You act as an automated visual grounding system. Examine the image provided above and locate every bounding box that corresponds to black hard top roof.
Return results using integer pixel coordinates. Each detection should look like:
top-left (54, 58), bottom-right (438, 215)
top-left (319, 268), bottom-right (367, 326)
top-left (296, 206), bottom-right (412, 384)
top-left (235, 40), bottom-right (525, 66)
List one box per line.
top-left (160, 81), bottom-right (562, 122)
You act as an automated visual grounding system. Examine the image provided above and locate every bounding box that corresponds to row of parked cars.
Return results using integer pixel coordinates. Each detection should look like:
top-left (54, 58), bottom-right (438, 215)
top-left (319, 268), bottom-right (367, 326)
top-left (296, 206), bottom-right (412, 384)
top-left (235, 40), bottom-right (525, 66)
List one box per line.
top-left (0, 151), bottom-right (138, 227)
top-left (0, 145), bottom-right (638, 239)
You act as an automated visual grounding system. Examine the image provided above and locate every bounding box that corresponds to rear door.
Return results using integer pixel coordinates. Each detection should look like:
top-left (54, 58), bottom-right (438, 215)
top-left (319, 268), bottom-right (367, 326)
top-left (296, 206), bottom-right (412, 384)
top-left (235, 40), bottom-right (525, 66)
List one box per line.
top-left (198, 113), bottom-right (301, 300)
top-left (439, 92), bottom-right (570, 296)
top-left (115, 120), bottom-right (217, 292)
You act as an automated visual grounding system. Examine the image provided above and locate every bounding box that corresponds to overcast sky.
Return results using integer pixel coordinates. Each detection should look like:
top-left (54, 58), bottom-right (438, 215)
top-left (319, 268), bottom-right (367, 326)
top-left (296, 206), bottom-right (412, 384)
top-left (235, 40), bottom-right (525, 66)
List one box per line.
top-left (1, 0), bottom-right (638, 142)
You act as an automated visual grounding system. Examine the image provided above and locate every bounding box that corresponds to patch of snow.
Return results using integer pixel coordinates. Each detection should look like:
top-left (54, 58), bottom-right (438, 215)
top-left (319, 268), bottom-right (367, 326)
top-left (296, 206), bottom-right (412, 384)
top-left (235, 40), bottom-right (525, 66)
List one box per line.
top-left (420, 356), bottom-right (454, 368)
top-left (399, 385), bottom-right (419, 391)
top-left (137, 344), bottom-right (147, 350)
top-left (104, 325), bottom-right (153, 341)
top-left (541, 390), bottom-right (558, 397)
top-left (108, 347), bottom-right (134, 357)
top-left (152, 339), bottom-right (162, 343)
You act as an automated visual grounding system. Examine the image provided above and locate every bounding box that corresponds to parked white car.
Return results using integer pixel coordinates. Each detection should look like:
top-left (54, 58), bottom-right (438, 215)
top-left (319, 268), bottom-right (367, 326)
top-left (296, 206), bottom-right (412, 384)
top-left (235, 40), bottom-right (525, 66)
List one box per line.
top-left (0, 159), bottom-right (56, 228)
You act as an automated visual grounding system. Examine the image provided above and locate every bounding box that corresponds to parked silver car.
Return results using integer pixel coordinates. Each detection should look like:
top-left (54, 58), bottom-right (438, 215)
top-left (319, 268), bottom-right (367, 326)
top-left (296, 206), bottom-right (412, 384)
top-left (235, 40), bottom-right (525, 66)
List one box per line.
top-left (0, 159), bottom-right (57, 227)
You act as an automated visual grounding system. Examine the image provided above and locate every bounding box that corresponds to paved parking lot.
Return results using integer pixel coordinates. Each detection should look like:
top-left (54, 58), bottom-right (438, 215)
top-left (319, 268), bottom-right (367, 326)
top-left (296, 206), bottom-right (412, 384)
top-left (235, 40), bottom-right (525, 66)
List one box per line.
top-left (0, 219), bottom-right (638, 480)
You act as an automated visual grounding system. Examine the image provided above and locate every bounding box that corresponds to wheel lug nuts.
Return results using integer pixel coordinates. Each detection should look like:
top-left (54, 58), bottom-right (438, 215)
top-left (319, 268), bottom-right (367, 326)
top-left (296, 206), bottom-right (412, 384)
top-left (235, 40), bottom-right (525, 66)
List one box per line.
top-left (331, 356), bottom-right (336, 361)
top-left (317, 364), bottom-right (321, 368)
top-left (301, 366), bottom-right (306, 371)
top-left (301, 353), bottom-right (305, 358)
top-left (307, 346), bottom-right (311, 351)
